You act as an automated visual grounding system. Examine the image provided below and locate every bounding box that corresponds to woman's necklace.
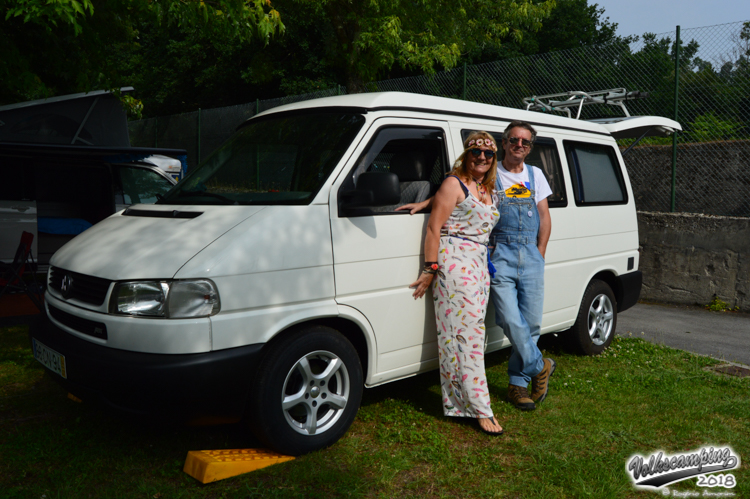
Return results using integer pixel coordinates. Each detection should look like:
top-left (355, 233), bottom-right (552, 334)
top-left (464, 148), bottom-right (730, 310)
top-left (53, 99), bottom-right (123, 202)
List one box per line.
top-left (466, 174), bottom-right (487, 203)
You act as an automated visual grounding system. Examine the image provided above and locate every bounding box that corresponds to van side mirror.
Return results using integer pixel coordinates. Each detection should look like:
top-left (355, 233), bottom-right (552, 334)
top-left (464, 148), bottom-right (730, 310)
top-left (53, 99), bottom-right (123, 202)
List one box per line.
top-left (341, 172), bottom-right (401, 208)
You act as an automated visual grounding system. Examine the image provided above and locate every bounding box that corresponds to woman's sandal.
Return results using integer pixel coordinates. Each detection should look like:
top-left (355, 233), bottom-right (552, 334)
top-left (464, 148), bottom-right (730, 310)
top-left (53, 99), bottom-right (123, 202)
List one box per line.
top-left (478, 416), bottom-right (504, 436)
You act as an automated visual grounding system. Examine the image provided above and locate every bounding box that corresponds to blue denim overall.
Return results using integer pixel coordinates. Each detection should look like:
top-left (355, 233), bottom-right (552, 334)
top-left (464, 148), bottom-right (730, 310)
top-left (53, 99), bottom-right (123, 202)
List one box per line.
top-left (489, 164), bottom-right (545, 387)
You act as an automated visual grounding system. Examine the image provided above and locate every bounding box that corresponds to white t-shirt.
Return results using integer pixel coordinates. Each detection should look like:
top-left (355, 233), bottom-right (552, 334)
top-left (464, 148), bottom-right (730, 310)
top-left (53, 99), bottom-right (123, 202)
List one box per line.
top-left (495, 163), bottom-right (552, 205)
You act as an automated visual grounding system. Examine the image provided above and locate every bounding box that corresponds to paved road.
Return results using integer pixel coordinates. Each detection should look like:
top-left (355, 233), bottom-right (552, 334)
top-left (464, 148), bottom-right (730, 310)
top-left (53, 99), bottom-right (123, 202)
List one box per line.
top-left (617, 303), bottom-right (750, 366)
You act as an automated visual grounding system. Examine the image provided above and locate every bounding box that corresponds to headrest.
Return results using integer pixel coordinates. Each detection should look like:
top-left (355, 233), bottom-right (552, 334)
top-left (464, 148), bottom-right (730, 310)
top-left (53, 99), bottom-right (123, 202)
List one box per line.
top-left (389, 151), bottom-right (427, 182)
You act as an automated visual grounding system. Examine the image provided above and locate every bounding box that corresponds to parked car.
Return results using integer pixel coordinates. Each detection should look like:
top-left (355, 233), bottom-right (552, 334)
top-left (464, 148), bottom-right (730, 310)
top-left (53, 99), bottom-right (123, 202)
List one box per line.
top-left (0, 143), bottom-right (180, 266)
top-left (30, 92), bottom-right (680, 455)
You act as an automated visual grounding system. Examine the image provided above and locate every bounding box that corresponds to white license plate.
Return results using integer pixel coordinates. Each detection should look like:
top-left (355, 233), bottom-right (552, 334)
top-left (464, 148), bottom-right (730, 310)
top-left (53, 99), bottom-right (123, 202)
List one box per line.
top-left (32, 338), bottom-right (67, 379)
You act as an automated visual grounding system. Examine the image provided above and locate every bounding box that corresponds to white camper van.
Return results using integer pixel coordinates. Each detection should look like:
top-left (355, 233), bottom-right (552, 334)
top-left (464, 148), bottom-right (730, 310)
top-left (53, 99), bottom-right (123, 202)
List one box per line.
top-left (30, 92), bottom-right (680, 455)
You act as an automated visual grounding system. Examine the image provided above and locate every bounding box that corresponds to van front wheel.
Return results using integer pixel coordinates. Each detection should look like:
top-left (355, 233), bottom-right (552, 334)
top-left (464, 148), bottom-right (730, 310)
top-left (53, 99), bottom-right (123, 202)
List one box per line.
top-left (250, 326), bottom-right (363, 456)
top-left (566, 279), bottom-right (617, 355)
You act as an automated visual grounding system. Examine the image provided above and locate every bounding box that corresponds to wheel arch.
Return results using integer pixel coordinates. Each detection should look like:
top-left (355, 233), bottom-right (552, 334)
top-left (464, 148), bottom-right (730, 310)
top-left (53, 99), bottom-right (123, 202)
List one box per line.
top-left (260, 313), bottom-right (374, 385)
top-left (591, 270), bottom-right (622, 311)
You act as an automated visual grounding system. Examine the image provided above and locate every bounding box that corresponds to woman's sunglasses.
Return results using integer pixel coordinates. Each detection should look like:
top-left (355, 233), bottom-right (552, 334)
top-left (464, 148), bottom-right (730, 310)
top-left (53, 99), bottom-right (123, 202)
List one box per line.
top-left (469, 148), bottom-right (496, 159)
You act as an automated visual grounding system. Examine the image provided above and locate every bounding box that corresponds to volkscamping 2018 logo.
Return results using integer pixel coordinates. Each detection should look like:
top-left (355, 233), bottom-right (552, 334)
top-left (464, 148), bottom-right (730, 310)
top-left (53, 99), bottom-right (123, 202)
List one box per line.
top-left (626, 446), bottom-right (740, 494)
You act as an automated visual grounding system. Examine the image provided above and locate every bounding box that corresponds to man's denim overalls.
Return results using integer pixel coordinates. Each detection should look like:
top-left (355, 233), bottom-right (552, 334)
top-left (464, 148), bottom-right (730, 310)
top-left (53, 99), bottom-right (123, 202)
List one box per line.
top-left (489, 164), bottom-right (545, 387)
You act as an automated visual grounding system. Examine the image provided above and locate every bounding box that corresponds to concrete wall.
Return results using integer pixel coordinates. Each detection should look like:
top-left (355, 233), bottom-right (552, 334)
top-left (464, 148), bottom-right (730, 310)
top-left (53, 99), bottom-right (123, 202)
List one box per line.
top-left (637, 211), bottom-right (750, 311)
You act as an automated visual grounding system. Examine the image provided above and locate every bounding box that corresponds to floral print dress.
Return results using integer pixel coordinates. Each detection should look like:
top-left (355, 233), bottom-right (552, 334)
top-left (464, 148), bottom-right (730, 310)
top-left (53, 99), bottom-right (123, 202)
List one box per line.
top-left (433, 177), bottom-right (499, 418)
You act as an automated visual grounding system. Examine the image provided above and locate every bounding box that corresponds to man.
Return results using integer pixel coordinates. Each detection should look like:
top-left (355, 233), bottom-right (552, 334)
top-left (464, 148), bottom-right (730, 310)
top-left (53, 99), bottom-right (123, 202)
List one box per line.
top-left (490, 121), bottom-right (554, 411)
top-left (398, 120), bottom-right (555, 411)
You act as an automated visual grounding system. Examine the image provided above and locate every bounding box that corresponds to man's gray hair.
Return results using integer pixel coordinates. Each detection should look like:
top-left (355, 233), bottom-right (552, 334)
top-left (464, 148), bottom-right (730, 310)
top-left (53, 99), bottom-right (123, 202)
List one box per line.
top-left (502, 121), bottom-right (537, 143)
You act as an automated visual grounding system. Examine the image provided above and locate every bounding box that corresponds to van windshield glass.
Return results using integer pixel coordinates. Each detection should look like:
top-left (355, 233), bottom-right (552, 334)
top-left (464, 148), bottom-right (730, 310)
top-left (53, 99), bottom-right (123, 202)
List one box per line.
top-left (159, 112), bottom-right (365, 205)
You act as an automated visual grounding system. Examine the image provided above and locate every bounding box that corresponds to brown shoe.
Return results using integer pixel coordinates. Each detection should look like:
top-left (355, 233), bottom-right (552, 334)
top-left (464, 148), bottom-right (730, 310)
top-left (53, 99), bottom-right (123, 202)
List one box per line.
top-left (531, 358), bottom-right (557, 404)
top-left (507, 384), bottom-right (535, 411)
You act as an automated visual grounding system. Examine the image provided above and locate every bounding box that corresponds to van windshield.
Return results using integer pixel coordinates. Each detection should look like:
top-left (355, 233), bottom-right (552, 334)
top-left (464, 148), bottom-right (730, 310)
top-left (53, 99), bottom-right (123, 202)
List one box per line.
top-left (159, 112), bottom-right (365, 205)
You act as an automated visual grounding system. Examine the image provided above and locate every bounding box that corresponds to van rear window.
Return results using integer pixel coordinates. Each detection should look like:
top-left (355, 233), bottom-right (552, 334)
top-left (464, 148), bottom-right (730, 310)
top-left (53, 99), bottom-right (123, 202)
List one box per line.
top-left (160, 112), bottom-right (365, 206)
top-left (564, 142), bottom-right (627, 205)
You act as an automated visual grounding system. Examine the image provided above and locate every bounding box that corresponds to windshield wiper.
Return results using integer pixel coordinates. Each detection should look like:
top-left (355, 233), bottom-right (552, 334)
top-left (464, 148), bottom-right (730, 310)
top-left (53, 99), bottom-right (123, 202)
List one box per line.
top-left (174, 190), bottom-right (238, 205)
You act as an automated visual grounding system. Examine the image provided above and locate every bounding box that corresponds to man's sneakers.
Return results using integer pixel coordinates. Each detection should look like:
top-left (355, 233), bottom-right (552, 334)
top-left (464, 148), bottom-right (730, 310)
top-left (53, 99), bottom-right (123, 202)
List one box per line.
top-left (507, 384), bottom-right (535, 411)
top-left (530, 358), bottom-right (557, 404)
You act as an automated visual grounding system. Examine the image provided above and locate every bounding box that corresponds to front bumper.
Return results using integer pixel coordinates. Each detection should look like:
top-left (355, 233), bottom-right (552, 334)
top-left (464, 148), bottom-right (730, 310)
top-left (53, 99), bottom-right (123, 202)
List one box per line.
top-left (29, 316), bottom-right (264, 421)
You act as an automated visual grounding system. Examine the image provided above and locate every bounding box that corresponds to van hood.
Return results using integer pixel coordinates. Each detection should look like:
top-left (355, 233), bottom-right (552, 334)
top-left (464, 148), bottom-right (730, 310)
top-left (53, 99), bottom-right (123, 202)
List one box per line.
top-left (50, 205), bottom-right (266, 280)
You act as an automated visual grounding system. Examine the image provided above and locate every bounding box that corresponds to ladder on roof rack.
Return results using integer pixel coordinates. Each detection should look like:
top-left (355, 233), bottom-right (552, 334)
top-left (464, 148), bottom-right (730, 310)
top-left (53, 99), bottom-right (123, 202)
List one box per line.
top-left (522, 88), bottom-right (649, 120)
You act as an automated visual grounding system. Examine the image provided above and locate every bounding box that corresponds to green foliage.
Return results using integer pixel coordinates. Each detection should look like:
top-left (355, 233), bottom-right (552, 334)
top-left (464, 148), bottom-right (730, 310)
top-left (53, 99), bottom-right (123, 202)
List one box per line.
top-left (705, 296), bottom-right (738, 312)
top-left (687, 112), bottom-right (744, 142)
top-left (4, 0), bottom-right (94, 34)
top-left (296, 0), bottom-right (556, 91)
top-left (0, 0), bottom-right (284, 106)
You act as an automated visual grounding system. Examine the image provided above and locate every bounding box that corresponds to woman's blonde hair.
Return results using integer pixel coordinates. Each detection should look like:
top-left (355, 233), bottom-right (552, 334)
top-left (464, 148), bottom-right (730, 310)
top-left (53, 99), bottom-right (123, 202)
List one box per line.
top-left (447, 131), bottom-right (497, 195)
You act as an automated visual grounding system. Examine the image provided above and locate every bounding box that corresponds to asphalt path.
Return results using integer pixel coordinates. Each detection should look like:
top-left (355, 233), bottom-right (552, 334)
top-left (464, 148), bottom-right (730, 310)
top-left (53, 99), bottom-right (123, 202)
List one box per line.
top-left (617, 303), bottom-right (750, 366)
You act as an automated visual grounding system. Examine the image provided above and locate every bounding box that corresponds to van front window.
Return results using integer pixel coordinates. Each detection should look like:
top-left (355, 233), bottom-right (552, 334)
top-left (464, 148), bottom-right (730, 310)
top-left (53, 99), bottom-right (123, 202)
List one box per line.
top-left (159, 112), bottom-right (365, 205)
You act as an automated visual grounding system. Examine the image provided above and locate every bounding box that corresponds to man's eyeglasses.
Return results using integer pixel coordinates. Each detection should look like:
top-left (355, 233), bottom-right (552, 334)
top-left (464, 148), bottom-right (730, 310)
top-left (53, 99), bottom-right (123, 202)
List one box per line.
top-left (469, 148), bottom-right (496, 159)
top-left (506, 137), bottom-right (533, 148)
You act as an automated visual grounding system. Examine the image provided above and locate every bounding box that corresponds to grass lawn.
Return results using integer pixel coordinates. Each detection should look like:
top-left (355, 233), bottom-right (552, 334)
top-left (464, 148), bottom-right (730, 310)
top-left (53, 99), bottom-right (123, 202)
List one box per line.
top-left (1, 322), bottom-right (748, 498)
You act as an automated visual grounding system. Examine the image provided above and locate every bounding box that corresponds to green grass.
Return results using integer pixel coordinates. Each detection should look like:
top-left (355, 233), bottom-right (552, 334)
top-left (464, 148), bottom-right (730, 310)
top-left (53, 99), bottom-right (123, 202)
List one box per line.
top-left (1, 324), bottom-right (748, 498)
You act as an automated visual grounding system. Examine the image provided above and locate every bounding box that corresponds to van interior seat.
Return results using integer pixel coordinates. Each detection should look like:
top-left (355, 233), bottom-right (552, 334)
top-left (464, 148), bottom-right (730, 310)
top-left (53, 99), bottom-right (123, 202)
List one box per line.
top-left (389, 150), bottom-right (431, 206)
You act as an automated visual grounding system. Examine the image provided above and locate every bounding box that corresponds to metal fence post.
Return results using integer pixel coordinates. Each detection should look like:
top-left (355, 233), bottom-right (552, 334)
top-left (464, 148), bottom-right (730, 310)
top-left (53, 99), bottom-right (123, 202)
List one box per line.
top-left (462, 63), bottom-right (467, 100)
top-left (671, 26), bottom-right (680, 213)
top-left (197, 108), bottom-right (202, 164)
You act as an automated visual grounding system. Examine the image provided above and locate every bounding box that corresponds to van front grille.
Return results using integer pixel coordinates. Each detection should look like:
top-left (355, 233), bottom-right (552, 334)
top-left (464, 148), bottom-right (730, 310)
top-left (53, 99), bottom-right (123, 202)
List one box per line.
top-left (48, 304), bottom-right (108, 340)
top-left (49, 267), bottom-right (111, 306)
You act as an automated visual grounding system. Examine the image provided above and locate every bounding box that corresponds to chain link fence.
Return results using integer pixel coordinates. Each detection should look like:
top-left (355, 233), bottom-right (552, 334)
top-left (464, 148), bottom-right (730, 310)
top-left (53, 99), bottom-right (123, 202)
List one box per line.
top-left (129, 20), bottom-right (750, 217)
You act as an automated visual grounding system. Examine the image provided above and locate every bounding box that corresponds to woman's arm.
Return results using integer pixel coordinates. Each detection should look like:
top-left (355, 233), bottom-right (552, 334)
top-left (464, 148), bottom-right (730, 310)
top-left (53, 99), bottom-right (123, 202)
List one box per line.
top-left (410, 177), bottom-right (464, 299)
top-left (395, 197), bottom-right (433, 214)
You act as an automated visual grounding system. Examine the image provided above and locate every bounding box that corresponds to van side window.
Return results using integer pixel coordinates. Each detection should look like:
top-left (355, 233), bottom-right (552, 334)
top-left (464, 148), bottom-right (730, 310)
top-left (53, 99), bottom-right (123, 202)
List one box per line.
top-left (564, 141), bottom-right (627, 205)
top-left (339, 127), bottom-right (447, 216)
top-left (460, 131), bottom-right (566, 207)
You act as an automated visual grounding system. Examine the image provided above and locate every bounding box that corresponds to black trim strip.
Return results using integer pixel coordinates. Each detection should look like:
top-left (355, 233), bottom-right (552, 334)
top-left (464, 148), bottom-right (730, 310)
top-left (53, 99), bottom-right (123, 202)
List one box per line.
top-left (48, 304), bottom-right (108, 340)
top-left (122, 208), bottom-right (202, 219)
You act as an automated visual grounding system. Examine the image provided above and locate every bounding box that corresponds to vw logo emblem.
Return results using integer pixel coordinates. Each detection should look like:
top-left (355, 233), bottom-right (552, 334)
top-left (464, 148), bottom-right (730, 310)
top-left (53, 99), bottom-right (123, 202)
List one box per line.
top-left (61, 274), bottom-right (74, 299)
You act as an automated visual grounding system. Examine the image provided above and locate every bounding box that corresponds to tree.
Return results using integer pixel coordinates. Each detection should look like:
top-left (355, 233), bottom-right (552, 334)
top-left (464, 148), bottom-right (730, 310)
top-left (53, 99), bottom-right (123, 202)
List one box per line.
top-left (0, 0), bottom-right (284, 106)
top-left (288, 0), bottom-right (556, 92)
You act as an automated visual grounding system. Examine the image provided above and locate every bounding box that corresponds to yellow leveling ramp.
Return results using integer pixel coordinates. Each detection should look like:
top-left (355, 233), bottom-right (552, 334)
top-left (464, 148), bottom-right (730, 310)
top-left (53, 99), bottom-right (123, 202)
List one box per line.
top-left (184, 449), bottom-right (295, 483)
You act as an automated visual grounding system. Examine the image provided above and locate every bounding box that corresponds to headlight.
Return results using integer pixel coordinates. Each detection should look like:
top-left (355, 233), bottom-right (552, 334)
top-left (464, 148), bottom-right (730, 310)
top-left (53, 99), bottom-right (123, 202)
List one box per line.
top-left (167, 280), bottom-right (220, 318)
top-left (111, 279), bottom-right (220, 318)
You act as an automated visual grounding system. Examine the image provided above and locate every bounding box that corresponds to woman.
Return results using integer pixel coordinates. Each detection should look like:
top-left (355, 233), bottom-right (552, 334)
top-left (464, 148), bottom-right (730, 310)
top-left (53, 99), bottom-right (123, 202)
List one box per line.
top-left (410, 131), bottom-right (503, 435)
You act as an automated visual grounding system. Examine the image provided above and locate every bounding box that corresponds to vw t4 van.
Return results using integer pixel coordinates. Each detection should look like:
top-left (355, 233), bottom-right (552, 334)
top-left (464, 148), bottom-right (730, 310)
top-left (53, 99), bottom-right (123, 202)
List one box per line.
top-left (30, 92), bottom-right (680, 455)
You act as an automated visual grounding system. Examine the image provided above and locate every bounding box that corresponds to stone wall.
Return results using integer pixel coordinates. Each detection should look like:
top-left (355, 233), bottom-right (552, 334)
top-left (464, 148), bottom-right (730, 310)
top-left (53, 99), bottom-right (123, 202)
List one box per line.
top-left (637, 211), bottom-right (750, 311)
top-left (624, 140), bottom-right (750, 217)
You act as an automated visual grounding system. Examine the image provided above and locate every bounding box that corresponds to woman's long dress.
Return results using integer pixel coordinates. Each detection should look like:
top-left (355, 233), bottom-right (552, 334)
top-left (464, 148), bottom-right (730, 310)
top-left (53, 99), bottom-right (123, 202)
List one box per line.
top-left (433, 181), bottom-right (499, 418)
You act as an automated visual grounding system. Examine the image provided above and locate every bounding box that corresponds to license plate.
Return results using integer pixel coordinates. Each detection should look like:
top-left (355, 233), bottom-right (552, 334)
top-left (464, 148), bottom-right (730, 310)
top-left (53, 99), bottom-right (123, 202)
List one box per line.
top-left (32, 338), bottom-right (67, 379)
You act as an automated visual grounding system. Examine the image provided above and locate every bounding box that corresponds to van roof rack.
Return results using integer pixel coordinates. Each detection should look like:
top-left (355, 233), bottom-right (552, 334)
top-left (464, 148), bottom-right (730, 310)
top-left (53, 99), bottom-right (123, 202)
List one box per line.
top-left (522, 88), bottom-right (649, 120)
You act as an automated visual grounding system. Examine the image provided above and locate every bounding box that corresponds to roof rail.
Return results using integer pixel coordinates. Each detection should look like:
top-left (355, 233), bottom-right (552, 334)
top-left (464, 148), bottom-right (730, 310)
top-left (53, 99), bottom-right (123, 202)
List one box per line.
top-left (522, 88), bottom-right (649, 120)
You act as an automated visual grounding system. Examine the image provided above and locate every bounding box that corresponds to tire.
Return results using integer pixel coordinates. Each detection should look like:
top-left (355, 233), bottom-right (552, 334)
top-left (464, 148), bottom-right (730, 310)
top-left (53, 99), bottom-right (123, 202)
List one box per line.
top-left (250, 326), bottom-right (363, 456)
top-left (565, 279), bottom-right (617, 355)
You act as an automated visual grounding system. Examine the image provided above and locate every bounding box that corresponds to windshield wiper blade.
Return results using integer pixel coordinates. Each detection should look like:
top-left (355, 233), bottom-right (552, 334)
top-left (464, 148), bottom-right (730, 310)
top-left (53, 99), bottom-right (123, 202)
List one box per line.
top-left (174, 190), bottom-right (238, 205)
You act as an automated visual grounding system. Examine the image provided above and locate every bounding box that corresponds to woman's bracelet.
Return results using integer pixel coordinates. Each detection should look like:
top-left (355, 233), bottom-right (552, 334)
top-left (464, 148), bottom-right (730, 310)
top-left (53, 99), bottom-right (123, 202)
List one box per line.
top-left (422, 262), bottom-right (439, 275)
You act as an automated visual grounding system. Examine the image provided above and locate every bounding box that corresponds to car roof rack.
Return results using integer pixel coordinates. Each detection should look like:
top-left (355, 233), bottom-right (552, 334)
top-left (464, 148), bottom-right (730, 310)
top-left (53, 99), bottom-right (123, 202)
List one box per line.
top-left (522, 88), bottom-right (649, 120)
